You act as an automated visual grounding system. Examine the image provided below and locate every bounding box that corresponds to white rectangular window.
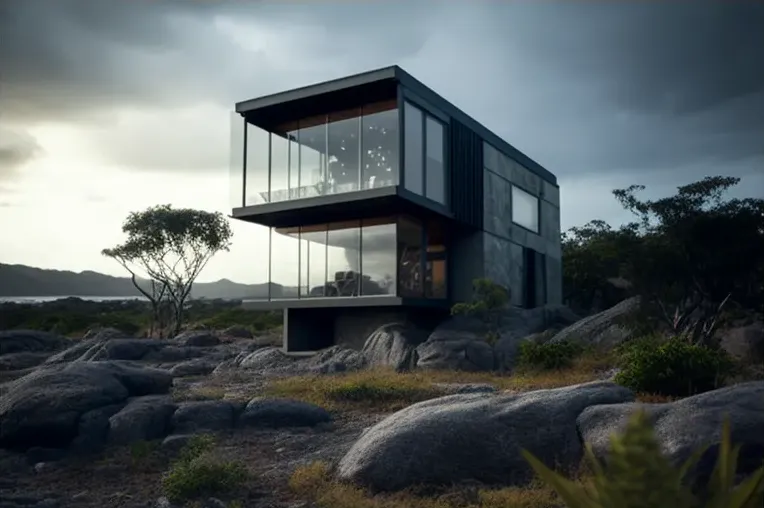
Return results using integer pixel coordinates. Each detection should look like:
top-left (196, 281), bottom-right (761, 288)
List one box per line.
top-left (512, 185), bottom-right (539, 233)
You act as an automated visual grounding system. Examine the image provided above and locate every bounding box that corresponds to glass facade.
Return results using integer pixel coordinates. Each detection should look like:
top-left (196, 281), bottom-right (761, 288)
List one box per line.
top-left (239, 101), bottom-right (399, 205)
top-left (248, 216), bottom-right (447, 301)
top-left (402, 101), bottom-right (447, 205)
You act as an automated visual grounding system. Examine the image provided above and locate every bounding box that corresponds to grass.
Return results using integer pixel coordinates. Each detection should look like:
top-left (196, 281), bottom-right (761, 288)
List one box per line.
top-left (267, 349), bottom-right (614, 412)
top-left (162, 434), bottom-right (249, 502)
top-left (289, 461), bottom-right (567, 508)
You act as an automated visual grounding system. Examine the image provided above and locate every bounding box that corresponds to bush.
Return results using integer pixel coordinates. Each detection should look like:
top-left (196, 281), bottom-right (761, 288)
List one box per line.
top-left (162, 434), bottom-right (248, 502)
top-left (614, 335), bottom-right (735, 397)
top-left (523, 410), bottom-right (764, 508)
top-left (517, 340), bottom-right (585, 370)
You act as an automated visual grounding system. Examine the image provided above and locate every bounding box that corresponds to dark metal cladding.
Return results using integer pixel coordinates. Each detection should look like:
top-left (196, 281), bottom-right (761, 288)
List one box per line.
top-left (449, 119), bottom-right (484, 229)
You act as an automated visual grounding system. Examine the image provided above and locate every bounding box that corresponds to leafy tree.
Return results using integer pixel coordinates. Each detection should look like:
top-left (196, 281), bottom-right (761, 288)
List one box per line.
top-left (451, 278), bottom-right (510, 345)
top-left (103, 205), bottom-right (233, 336)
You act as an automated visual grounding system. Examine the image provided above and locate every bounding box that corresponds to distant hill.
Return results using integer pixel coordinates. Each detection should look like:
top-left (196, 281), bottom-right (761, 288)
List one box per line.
top-left (0, 263), bottom-right (279, 300)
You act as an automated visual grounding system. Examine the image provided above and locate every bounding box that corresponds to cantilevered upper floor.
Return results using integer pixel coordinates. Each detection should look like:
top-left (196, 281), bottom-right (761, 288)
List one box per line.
top-left (229, 66), bottom-right (557, 231)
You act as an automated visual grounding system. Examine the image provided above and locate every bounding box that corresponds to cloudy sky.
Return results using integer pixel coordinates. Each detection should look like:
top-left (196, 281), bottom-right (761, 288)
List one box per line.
top-left (1, 0), bottom-right (762, 285)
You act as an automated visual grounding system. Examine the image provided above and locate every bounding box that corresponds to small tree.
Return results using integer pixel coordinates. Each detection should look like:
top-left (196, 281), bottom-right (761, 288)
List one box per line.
top-left (103, 204), bottom-right (233, 336)
top-left (451, 278), bottom-right (510, 344)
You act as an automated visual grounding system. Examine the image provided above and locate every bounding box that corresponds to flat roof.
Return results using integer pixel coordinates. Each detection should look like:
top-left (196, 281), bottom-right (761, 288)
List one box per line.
top-left (235, 66), bottom-right (557, 185)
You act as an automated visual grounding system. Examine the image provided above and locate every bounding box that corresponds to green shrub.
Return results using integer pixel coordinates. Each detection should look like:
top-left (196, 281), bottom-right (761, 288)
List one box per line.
top-left (614, 335), bottom-right (735, 397)
top-left (162, 434), bottom-right (248, 502)
top-left (523, 410), bottom-right (764, 508)
top-left (517, 340), bottom-right (585, 370)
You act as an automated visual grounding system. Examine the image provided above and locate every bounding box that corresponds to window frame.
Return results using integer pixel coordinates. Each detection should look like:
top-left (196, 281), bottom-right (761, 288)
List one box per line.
top-left (511, 184), bottom-right (541, 234)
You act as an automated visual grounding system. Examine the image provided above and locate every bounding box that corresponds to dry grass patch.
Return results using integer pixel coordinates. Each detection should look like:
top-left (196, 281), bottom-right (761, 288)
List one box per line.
top-left (289, 461), bottom-right (566, 508)
top-left (267, 350), bottom-right (613, 412)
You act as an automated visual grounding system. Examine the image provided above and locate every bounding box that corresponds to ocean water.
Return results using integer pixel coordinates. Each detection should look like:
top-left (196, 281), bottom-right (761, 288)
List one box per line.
top-left (0, 296), bottom-right (148, 304)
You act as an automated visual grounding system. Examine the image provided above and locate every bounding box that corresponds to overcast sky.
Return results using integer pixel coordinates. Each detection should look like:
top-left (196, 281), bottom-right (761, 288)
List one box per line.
top-left (1, 0), bottom-right (762, 285)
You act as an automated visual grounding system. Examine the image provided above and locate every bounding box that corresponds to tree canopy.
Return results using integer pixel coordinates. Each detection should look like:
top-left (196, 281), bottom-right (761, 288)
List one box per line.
top-left (103, 204), bottom-right (233, 336)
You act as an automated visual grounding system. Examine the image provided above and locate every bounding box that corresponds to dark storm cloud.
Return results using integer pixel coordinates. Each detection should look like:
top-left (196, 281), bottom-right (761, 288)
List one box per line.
top-left (0, 127), bottom-right (41, 179)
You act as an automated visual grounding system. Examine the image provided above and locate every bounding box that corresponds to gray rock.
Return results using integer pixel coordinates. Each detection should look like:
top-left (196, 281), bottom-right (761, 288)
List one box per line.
top-left (427, 315), bottom-right (488, 342)
top-left (108, 395), bottom-right (177, 445)
top-left (0, 361), bottom-right (172, 450)
top-left (362, 323), bottom-right (423, 371)
top-left (309, 346), bottom-right (366, 374)
top-left (0, 330), bottom-right (72, 355)
top-left (337, 381), bottom-right (634, 491)
top-left (415, 339), bottom-right (495, 371)
top-left (175, 331), bottom-right (220, 348)
top-left (0, 352), bottom-right (50, 371)
top-left (238, 397), bottom-right (331, 428)
top-left (146, 345), bottom-right (206, 363)
top-left (239, 347), bottom-right (294, 371)
top-left (578, 381), bottom-right (764, 480)
top-left (170, 359), bottom-right (217, 377)
top-left (161, 434), bottom-right (194, 453)
top-left (719, 322), bottom-right (764, 364)
top-left (69, 404), bottom-right (124, 454)
top-left (548, 297), bottom-right (640, 348)
top-left (171, 400), bottom-right (242, 433)
top-left (43, 339), bottom-right (100, 364)
top-left (78, 339), bottom-right (171, 362)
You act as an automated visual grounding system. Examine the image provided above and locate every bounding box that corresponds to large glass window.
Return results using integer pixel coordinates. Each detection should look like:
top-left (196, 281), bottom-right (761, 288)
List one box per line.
top-left (398, 217), bottom-right (424, 297)
top-left (269, 228), bottom-right (299, 299)
top-left (240, 222), bottom-right (271, 300)
top-left (362, 100), bottom-right (399, 189)
top-left (360, 218), bottom-right (397, 295)
top-left (244, 122), bottom-right (270, 205)
top-left (298, 225), bottom-right (328, 297)
top-left (288, 126), bottom-right (300, 200)
top-left (327, 109), bottom-right (361, 195)
top-left (404, 102), bottom-right (423, 195)
top-left (512, 185), bottom-right (540, 233)
top-left (299, 116), bottom-right (327, 198)
top-left (425, 117), bottom-right (446, 205)
top-left (425, 219), bottom-right (448, 298)
top-left (269, 131), bottom-right (290, 203)
top-left (326, 221), bottom-right (361, 297)
top-left (229, 113), bottom-right (245, 208)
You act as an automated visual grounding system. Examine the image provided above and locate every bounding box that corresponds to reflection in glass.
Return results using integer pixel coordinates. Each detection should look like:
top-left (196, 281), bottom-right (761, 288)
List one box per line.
top-left (299, 116), bottom-right (327, 198)
top-left (512, 185), bottom-right (540, 233)
top-left (326, 221), bottom-right (361, 297)
top-left (404, 102), bottom-right (423, 195)
top-left (270, 132), bottom-right (290, 203)
top-left (300, 226), bottom-right (328, 297)
top-left (229, 112), bottom-right (244, 208)
top-left (242, 222), bottom-right (270, 300)
top-left (244, 122), bottom-right (270, 205)
top-left (398, 217), bottom-right (423, 297)
top-left (270, 228), bottom-right (299, 299)
top-left (362, 101), bottom-right (399, 189)
top-left (425, 117), bottom-right (446, 204)
top-left (327, 109), bottom-right (361, 195)
top-left (288, 126), bottom-right (300, 200)
top-left (361, 219), bottom-right (397, 295)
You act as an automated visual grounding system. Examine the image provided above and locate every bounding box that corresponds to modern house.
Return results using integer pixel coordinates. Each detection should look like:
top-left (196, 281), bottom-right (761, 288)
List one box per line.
top-left (229, 66), bottom-right (562, 353)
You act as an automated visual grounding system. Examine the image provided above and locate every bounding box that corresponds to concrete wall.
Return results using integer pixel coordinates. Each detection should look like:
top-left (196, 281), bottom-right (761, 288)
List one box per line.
top-left (284, 305), bottom-right (447, 353)
top-left (483, 141), bottom-right (562, 306)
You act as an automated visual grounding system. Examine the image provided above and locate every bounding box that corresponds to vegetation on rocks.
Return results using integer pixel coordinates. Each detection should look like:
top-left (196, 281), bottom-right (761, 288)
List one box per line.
top-left (517, 340), bottom-right (587, 371)
top-left (614, 335), bottom-right (736, 397)
top-left (451, 278), bottom-right (511, 345)
top-left (523, 411), bottom-right (764, 508)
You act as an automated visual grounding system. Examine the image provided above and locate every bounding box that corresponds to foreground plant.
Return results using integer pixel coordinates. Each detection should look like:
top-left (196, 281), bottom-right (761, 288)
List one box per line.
top-left (522, 411), bottom-right (764, 508)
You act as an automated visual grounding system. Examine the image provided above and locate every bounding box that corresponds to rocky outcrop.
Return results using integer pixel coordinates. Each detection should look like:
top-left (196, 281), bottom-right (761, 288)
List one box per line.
top-left (308, 345), bottom-right (367, 374)
top-left (174, 331), bottom-right (221, 348)
top-left (548, 296), bottom-right (640, 348)
top-left (415, 339), bottom-right (495, 371)
top-left (718, 322), bottom-right (764, 364)
top-left (362, 323), bottom-right (423, 372)
top-left (238, 398), bottom-right (332, 429)
top-left (0, 361), bottom-right (173, 450)
top-left (337, 381), bottom-right (634, 491)
top-left (0, 330), bottom-right (72, 356)
top-left (577, 381), bottom-right (764, 481)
